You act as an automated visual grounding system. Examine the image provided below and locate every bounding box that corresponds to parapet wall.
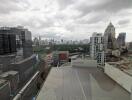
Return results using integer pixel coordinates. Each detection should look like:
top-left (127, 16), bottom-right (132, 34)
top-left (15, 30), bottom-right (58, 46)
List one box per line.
top-left (104, 63), bottom-right (132, 93)
top-left (9, 54), bottom-right (37, 83)
top-left (71, 59), bottom-right (97, 67)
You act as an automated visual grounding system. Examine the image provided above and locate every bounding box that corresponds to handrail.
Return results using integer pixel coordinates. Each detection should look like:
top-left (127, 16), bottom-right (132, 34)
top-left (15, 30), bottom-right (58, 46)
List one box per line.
top-left (13, 71), bottom-right (39, 100)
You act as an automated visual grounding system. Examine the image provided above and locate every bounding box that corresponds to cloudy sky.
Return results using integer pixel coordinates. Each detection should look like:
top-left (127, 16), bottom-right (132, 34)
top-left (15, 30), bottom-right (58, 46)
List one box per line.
top-left (0, 0), bottom-right (132, 41)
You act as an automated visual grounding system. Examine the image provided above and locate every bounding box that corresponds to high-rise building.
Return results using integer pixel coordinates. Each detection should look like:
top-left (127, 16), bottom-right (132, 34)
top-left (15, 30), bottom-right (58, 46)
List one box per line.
top-left (90, 32), bottom-right (104, 59)
top-left (128, 42), bottom-right (132, 50)
top-left (0, 31), bottom-right (16, 55)
top-left (104, 22), bottom-right (119, 50)
top-left (33, 37), bottom-right (39, 46)
top-left (0, 26), bottom-right (38, 99)
top-left (0, 26), bottom-right (33, 58)
top-left (117, 32), bottom-right (126, 47)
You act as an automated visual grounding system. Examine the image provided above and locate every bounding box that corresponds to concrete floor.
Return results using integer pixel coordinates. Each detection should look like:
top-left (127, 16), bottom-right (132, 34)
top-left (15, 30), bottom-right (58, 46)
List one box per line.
top-left (36, 67), bottom-right (130, 100)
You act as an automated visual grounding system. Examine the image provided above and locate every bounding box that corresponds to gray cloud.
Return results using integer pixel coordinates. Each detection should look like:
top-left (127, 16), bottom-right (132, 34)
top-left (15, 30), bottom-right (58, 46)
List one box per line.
top-left (21, 17), bottom-right (55, 30)
top-left (0, 0), bottom-right (29, 14)
top-left (97, 0), bottom-right (132, 12)
top-left (57, 0), bottom-right (76, 9)
top-left (0, 0), bottom-right (132, 41)
top-left (76, 12), bottom-right (109, 25)
top-left (118, 19), bottom-right (130, 25)
top-left (65, 24), bottom-right (75, 31)
top-left (74, 0), bottom-right (132, 17)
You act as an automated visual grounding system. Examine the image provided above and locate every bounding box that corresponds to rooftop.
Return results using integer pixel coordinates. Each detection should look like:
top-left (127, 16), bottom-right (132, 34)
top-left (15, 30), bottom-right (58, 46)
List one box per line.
top-left (0, 79), bottom-right (7, 87)
top-left (0, 71), bottom-right (18, 78)
top-left (36, 67), bottom-right (130, 100)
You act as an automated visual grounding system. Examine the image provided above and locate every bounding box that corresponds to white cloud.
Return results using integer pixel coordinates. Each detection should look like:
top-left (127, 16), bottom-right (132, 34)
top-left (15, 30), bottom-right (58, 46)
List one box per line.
top-left (0, 0), bottom-right (132, 41)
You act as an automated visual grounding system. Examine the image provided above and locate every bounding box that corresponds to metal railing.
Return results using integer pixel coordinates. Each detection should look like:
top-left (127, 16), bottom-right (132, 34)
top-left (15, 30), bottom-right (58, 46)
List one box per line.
top-left (13, 71), bottom-right (39, 100)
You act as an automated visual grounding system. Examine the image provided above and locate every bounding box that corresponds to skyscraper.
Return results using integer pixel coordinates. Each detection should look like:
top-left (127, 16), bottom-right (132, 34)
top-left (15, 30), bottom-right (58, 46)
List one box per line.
top-left (104, 22), bottom-right (119, 50)
top-left (0, 26), bottom-right (33, 58)
top-left (0, 29), bottom-right (16, 55)
top-left (117, 32), bottom-right (126, 48)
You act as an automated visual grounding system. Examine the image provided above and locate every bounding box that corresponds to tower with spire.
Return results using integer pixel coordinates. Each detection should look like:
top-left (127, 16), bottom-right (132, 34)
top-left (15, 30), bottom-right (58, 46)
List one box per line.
top-left (104, 22), bottom-right (119, 50)
top-left (104, 22), bottom-right (115, 38)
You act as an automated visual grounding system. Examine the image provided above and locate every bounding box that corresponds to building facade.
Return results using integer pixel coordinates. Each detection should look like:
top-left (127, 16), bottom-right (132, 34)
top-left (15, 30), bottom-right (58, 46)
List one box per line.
top-left (90, 32), bottom-right (104, 59)
top-left (0, 32), bottom-right (16, 55)
top-left (90, 32), bottom-right (105, 66)
top-left (0, 26), bottom-right (33, 58)
top-left (104, 22), bottom-right (119, 50)
top-left (117, 32), bottom-right (126, 48)
top-left (0, 26), bottom-right (38, 99)
top-left (97, 51), bottom-right (105, 66)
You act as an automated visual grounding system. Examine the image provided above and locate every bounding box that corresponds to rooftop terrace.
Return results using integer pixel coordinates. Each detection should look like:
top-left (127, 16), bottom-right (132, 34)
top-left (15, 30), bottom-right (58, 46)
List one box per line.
top-left (36, 67), bottom-right (130, 100)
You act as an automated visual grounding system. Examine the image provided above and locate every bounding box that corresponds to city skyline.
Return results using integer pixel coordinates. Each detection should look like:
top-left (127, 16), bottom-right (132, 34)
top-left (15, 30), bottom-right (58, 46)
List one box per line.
top-left (0, 0), bottom-right (132, 41)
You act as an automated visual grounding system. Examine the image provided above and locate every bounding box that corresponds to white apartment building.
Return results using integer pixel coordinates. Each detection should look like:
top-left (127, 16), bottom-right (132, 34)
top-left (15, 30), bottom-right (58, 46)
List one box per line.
top-left (90, 32), bottom-right (105, 66)
top-left (90, 32), bottom-right (104, 59)
top-left (97, 51), bottom-right (105, 66)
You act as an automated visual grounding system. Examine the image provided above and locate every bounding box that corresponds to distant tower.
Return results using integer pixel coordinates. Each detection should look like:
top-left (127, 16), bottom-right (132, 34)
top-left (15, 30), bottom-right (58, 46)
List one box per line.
top-left (105, 22), bottom-right (115, 37)
top-left (117, 32), bottom-right (126, 47)
top-left (39, 36), bottom-right (41, 42)
top-left (104, 22), bottom-right (119, 50)
top-left (38, 36), bottom-right (41, 45)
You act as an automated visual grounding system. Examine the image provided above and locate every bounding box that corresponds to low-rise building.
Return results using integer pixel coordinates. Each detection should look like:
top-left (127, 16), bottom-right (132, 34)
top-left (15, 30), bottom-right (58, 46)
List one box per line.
top-left (52, 51), bottom-right (69, 66)
top-left (112, 49), bottom-right (121, 57)
top-left (0, 71), bottom-right (19, 95)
